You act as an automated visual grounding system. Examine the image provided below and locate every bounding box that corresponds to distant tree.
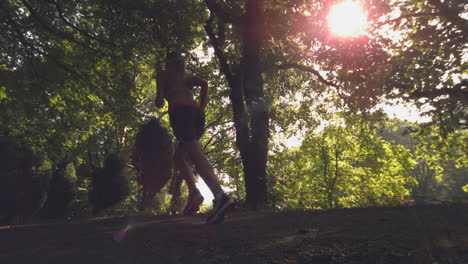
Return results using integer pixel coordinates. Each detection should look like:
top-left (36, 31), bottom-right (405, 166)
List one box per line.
top-left (270, 114), bottom-right (415, 209)
top-left (413, 125), bottom-right (468, 203)
top-left (379, 121), bottom-right (468, 204)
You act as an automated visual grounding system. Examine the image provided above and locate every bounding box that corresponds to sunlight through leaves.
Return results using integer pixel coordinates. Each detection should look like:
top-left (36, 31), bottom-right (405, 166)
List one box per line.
top-left (328, 0), bottom-right (367, 37)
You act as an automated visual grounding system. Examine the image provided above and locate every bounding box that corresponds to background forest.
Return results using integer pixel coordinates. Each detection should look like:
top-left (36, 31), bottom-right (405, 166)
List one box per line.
top-left (0, 0), bottom-right (466, 224)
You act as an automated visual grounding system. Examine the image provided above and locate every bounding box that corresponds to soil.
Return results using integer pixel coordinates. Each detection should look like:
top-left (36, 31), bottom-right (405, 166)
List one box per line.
top-left (0, 204), bottom-right (467, 264)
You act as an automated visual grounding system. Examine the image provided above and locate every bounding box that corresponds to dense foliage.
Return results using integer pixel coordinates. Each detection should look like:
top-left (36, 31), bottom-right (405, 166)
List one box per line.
top-left (270, 115), bottom-right (416, 209)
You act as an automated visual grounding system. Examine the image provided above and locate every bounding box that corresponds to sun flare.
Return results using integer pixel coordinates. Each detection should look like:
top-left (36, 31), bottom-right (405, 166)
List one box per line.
top-left (328, 0), bottom-right (367, 37)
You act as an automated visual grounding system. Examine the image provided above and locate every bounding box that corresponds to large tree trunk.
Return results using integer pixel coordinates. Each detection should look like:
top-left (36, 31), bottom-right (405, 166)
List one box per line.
top-left (229, 72), bottom-right (269, 209)
top-left (205, 0), bottom-right (269, 209)
top-left (240, 0), bottom-right (268, 209)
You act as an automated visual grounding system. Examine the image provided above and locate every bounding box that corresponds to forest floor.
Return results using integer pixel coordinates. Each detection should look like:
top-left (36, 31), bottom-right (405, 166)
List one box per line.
top-left (0, 204), bottom-right (467, 264)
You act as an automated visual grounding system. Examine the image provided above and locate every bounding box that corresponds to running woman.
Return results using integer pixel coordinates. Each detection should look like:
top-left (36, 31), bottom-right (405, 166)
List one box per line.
top-left (155, 52), bottom-right (233, 224)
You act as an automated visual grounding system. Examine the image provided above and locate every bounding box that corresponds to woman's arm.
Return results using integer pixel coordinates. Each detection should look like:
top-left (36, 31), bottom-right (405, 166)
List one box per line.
top-left (192, 75), bottom-right (209, 110)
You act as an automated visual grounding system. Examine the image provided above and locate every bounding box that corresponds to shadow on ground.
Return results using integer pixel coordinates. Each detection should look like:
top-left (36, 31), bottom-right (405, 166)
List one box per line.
top-left (0, 205), bottom-right (467, 263)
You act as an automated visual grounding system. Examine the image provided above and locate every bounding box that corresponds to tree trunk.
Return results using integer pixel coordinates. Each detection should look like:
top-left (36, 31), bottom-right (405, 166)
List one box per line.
top-left (205, 0), bottom-right (268, 209)
top-left (229, 73), bottom-right (268, 209)
top-left (239, 0), bottom-right (268, 209)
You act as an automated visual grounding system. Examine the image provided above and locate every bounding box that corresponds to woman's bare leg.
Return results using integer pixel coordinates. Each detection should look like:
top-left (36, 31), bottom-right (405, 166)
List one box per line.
top-left (182, 140), bottom-right (223, 196)
top-left (183, 140), bottom-right (233, 224)
top-left (174, 143), bottom-right (198, 194)
top-left (174, 143), bottom-right (204, 215)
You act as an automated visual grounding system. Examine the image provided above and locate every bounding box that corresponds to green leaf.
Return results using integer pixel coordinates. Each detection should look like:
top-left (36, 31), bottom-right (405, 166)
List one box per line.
top-left (0, 86), bottom-right (6, 100)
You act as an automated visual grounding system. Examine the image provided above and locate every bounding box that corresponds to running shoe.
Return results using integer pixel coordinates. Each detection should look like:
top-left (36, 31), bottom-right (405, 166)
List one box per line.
top-left (206, 193), bottom-right (233, 224)
top-left (183, 190), bottom-right (204, 215)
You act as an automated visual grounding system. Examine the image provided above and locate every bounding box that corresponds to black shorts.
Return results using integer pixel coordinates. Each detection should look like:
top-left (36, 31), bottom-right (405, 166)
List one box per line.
top-left (169, 103), bottom-right (205, 142)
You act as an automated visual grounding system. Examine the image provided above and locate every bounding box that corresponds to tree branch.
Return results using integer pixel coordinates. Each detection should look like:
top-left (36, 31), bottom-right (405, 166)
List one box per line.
top-left (202, 127), bottom-right (229, 152)
top-left (374, 12), bottom-right (441, 27)
top-left (373, 1), bottom-right (467, 38)
top-left (277, 63), bottom-right (339, 88)
top-left (427, 0), bottom-right (467, 36)
top-left (53, 0), bottom-right (109, 45)
top-left (410, 81), bottom-right (468, 100)
top-left (205, 119), bottom-right (232, 130)
top-left (203, 0), bottom-right (240, 24)
top-left (19, 0), bottom-right (97, 52)
top-left (204, 12), bottom-right (234, 85)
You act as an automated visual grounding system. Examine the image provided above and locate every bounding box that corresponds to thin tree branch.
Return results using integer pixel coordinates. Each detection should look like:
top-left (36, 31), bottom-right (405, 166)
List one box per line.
top-left (203, 0), bottom-right (240, 24)
top-left (203, 129), bottom-right (224, 152)
top-left (374, 12), bottom-right (441, 27)
top-left (2, 5), bottom-right (40, 76)
top-left (427, 0), bottom-right (468, 31)
top-left (277, 63), bottom-right (339, 88)
top-left (202, 121), bottom-right (233, 151)
top-left (205, 119), bottom-right (232, 130)
top-left (53, 0), bottom-right (110, 45)
top-left (204, 12), bottom-right (234, 85)
top-left (19, 0), bottom-right (98, 52)
top-left (372, 0), bottom-right (467, 36)
top-left (3, 3), bottom-right (93, 89)
top-left (410, 81), bottom-right (468, 100)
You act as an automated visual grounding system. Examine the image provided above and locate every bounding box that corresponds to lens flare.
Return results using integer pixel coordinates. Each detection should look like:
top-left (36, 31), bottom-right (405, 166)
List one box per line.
top-left (328, 0), bottom-right (367, 37)
top-left (112, 225), bottom-right (132, 242)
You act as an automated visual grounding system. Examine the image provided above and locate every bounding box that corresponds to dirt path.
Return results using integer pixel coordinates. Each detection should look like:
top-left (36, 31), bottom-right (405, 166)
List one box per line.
top-left (1, 205), bottom-right (467, 264)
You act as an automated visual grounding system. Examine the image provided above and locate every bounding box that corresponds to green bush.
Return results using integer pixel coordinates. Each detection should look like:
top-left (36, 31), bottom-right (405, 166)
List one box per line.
top-left (0, 136), bottom-right (52, 223)
top-left (40, 163), bottom-right (77, 217)
top-left (89, 153), bottom-right (130, 214)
